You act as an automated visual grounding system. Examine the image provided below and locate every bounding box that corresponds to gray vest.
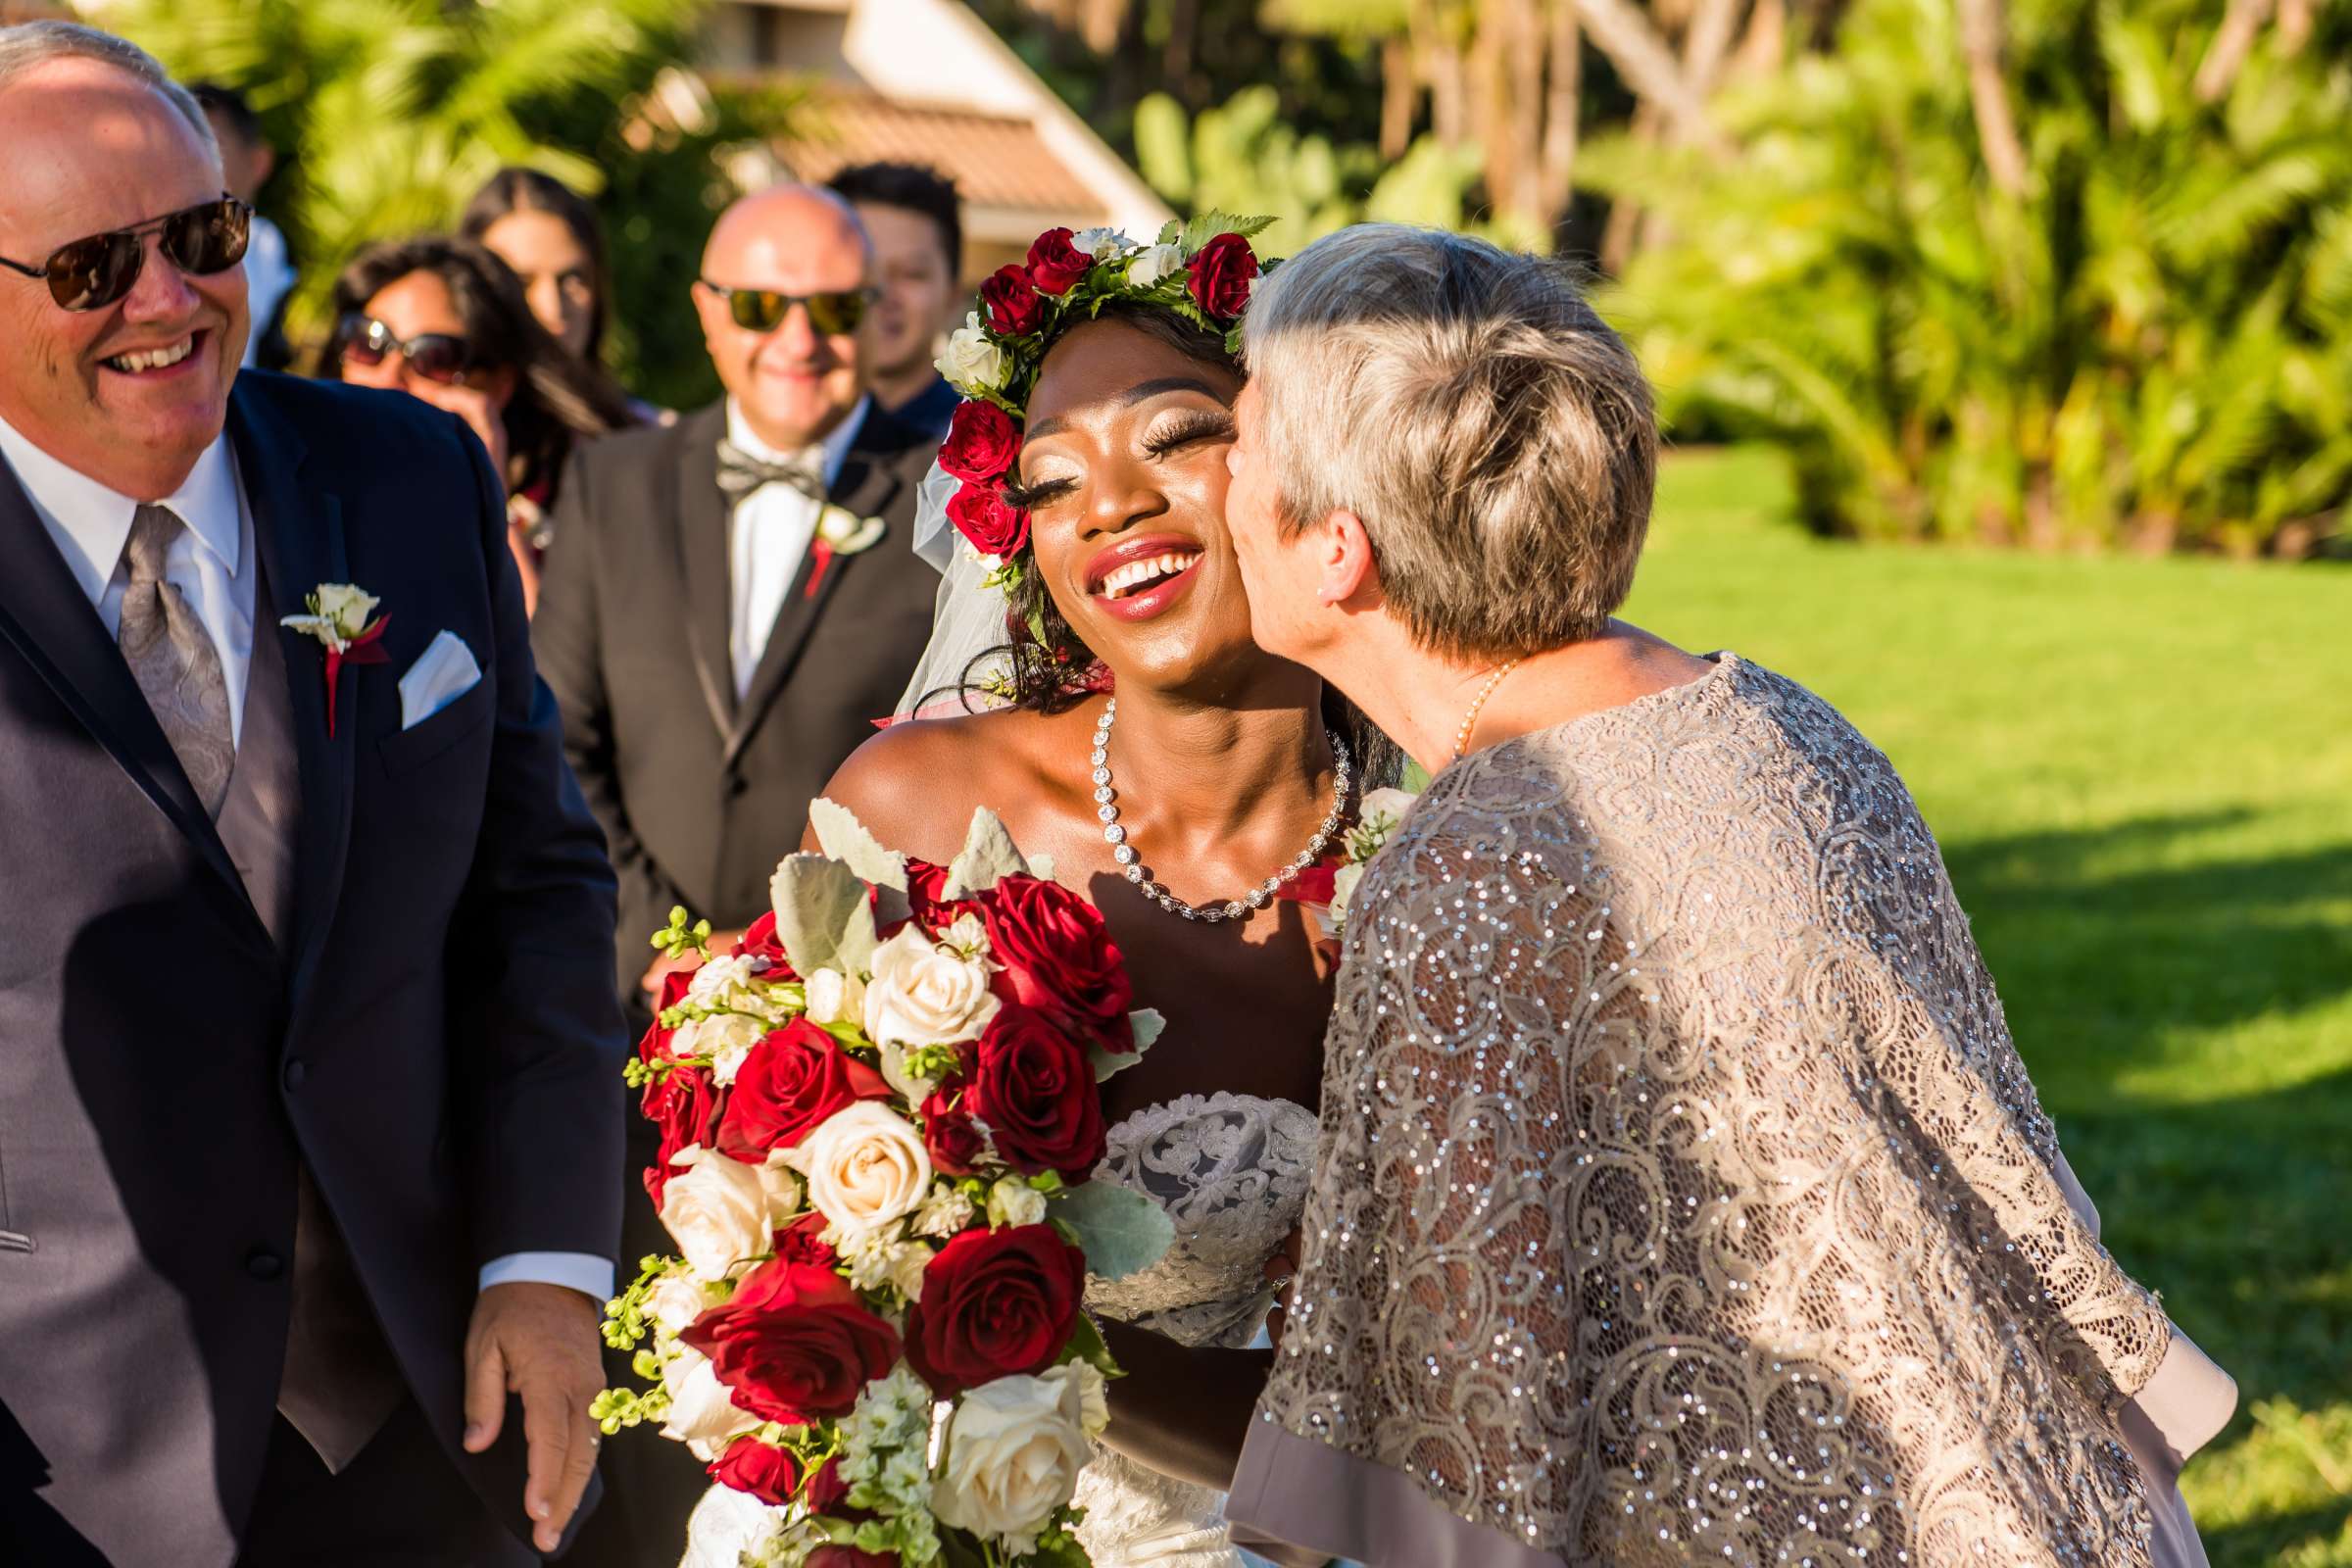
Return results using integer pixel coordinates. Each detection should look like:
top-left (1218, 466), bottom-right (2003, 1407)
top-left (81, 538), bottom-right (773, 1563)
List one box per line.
top-left (216, 566), bottom-right (407, 1472)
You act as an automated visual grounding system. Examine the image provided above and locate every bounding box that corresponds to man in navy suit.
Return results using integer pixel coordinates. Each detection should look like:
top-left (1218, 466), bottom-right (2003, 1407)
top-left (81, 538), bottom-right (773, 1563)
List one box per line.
top-left (0, 24), bottom-right (625, 1565)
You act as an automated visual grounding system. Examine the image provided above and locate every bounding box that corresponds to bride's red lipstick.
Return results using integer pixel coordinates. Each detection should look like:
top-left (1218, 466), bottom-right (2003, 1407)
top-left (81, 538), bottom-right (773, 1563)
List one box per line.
top-left (1085, 533), bottom-right (1205, 623)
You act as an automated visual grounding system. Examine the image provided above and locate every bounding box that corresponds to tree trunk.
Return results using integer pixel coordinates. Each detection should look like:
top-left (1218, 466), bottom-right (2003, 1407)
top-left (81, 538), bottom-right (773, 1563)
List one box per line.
top-left (2278, 0), bottom-right (2315, 52)
top-left (1571, 0), bottom-right (1722, 150)
top-left (1508, 0), bottom-right (1549, 222)
top-left (1732, 0), bottom-right (1786, 78)
top-left (1380, 36), bottom-right (1418, 160)
top-left (1599, 100), bottom-right (1659, 271)
top-left (2194, 0), bottom-right (2275, 101)
top-left (1539, 0), bottom-right (1583, 215)
top-left (1953, 0), bottom-right (2028, 196)
top-left (1681, 0), bottom-right (1745, 106)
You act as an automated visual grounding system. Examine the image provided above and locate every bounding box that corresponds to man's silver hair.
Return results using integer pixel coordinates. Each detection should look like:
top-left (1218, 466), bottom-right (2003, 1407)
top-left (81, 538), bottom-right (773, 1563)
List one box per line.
top-left (0, 21), bottom-right (220, 162)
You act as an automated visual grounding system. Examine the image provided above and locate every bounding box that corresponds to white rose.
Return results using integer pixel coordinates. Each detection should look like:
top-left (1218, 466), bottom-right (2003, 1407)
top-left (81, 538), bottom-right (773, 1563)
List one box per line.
top-left (932, 1365), bottom-right (1107, 1541)
top-left (313, 582), bottom-right (379, 631)
top-left (804, 967), bottom-right (865, 1026)
top-left (659, 1344), bottom-right (762, 1461)
top-left (646, 1271), bottom-right (713, 1338)
top-left (1329, 861), bottom-right (1366, 923)
top-left (936, 312), bottom-right (1006, 395)
top-left (864, 925), bottom-right (999, 1051)
top-left (660, 1145), bottom-right (791, 1282)
top-left (912, 1186), bottom-right (976, 1239)
top-left (1356, 787), bottom-right (1419, 833)
top-left (1070, 226), bottom-right (1134, 259)
top-left (1127, 243), bottom-right (1184, 287)
top-left (784, 1102), bottom-right (933, 1247)
top-left (987, 1176), bottom-right (1047, 1231)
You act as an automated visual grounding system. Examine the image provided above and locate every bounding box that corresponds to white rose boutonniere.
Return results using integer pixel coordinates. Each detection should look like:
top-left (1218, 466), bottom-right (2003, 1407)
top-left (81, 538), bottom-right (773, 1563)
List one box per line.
top-left (278, 581), bottom-right (388, 738)
top-left (806, 504), bottom-right (887, 599)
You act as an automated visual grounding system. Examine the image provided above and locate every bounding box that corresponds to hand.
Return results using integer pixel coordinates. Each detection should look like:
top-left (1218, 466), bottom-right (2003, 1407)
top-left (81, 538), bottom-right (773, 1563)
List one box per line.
top-left (1263, 1225), bottom-right (1303, 1348)
top-left (462, 1281), bottom-right (606, 1553)
top-left (642, 927), bottom-right (746, 996)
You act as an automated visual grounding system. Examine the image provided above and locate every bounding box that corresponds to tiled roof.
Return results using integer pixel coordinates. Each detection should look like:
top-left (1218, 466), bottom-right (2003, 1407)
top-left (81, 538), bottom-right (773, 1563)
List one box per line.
top-left (777, 91), bottom-right (1107, 220)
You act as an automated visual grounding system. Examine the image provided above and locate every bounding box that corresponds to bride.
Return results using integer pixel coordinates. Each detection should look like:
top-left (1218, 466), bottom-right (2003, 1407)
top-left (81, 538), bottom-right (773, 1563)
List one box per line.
top-left (685, 225), bottom-right (1348, 1568)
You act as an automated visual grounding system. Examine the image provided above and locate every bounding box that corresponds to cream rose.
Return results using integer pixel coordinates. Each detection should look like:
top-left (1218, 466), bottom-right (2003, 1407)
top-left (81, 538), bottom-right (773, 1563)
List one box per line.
top-left (1127, 243), bottom-right (1185, 287)
top-left (863, 925), bottom-right (999, 1051)
top-left (803, 966), bottom-right (865, 1027)
top-left (931, 1364), bottom-right (1108, 1541)
top-left (660, 1343), bottom-right (762, 1461)
top-left (937, 312), bottom-right (1006, 395)
top-left (785, 1102), bottom-right (933, 1246)
top-left (660, 1145), bottom-right (793, 1282)
top-left (987, 1175), bottom-right (1048, 1231)
top-left (646, 1271), bottom-right (714, 1338)
top-left (314, 582), bottom-right (379, 630)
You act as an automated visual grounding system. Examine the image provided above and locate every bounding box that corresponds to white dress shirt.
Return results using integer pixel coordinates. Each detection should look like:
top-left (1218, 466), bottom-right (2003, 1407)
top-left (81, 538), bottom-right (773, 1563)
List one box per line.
top-left (726, 395), bottom-right (868, 698)
top-left (0, 410), bottom-right (610, 1305)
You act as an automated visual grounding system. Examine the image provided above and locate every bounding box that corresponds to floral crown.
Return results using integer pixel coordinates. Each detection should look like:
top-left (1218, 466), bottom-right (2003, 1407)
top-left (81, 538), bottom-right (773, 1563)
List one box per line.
top-left (929, 213), bottom-right (1276, 594)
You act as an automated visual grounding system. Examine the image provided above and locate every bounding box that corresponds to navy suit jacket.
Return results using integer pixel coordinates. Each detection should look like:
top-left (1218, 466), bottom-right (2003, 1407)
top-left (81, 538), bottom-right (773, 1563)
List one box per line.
top-left (0, 373), bottom-right (626, 1565)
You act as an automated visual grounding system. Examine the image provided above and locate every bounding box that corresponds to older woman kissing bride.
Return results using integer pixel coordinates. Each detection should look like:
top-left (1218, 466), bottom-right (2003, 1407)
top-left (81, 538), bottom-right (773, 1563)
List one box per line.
top-left (1218, 226), bottom-right (2238, 1568)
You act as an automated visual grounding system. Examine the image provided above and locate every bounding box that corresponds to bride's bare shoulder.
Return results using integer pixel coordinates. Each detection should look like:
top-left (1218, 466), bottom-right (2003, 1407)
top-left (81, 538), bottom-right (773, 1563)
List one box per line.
top-left (811, 709), bottom-right (1064, 862)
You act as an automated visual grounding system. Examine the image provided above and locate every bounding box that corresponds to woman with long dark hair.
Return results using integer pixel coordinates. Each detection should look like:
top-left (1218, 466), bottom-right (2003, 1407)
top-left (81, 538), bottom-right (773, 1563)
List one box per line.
top-left (319, 235), bottom-right (637, 612)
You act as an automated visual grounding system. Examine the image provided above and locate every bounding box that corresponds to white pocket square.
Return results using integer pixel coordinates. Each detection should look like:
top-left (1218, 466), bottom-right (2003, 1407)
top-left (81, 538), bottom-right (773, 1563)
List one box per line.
top-left (398, 630), bottom-right (482, 730)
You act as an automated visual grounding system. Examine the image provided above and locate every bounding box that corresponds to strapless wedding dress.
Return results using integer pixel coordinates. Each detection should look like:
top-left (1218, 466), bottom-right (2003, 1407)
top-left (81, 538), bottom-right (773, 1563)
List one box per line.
top-left (678, 1091), bottom-right (1318, 1568)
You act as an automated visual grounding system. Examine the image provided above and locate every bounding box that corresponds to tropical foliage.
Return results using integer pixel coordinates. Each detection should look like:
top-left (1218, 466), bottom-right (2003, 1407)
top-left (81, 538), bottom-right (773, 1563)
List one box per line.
top-left (1586, 0), bottom-right (2352, 554)
top-left (98, 0), bottom-right (793, 407)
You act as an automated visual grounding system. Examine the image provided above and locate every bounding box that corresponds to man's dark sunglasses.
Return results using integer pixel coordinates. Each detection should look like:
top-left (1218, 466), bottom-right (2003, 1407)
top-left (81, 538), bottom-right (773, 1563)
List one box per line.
top-left (337, 317), bottom-right (475, 386)
top-left (701, 282), bottom-right (879, 336)
top-left (0, 195), bottom-right (251, 312)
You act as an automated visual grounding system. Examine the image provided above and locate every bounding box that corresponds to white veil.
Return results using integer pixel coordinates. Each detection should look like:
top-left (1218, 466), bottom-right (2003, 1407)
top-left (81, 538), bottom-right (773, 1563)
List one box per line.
top-left (893, 458), bottom-right (1015, 720)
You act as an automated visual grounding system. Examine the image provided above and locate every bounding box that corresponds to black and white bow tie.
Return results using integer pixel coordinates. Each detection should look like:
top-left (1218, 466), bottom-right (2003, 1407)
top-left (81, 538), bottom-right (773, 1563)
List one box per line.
top-left (716, 440), bottom-right (827, 507)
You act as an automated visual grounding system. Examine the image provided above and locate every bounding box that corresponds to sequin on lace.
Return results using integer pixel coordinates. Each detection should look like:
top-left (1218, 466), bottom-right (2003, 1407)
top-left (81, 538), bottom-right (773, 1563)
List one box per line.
top-left (1255, 655), bottom-right (2170, 1566)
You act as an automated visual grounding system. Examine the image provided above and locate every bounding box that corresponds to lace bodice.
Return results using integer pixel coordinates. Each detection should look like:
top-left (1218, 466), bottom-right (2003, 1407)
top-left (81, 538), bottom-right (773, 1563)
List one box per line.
top-left (1073, 1092), bottom-right (1316, 1567)
top-left (1254, 655), bottom-right (2176, 1566)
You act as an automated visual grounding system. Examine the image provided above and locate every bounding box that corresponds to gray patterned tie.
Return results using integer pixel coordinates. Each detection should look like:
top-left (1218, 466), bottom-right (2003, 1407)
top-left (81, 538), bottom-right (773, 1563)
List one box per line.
top-left (119, 504), bottom-right (234, 816)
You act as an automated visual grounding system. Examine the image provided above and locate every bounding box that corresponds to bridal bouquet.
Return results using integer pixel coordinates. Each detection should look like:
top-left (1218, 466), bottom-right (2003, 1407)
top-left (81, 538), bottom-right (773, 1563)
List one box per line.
top-left (594, 801), bottom-right (1172, 1568)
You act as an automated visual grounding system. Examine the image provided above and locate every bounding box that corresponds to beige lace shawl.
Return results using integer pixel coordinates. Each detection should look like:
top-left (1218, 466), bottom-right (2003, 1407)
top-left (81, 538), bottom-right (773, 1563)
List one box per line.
top-left (1253, 655), bottom-right (2174, 1565)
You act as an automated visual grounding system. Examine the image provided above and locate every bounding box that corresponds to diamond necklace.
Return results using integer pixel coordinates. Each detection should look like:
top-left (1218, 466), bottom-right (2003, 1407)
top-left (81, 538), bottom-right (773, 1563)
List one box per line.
top-left (1088, 697), bottom-right (1353, 923)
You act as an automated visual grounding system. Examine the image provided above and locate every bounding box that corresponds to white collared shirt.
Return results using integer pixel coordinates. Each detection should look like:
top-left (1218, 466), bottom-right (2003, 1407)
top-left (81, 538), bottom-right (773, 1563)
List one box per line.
top-left (726, 395), bottom-right (868, 699)
top-left (0, 410), bottom-right (611, 1306)
top-left (0, 410), bottom-right (257, 745)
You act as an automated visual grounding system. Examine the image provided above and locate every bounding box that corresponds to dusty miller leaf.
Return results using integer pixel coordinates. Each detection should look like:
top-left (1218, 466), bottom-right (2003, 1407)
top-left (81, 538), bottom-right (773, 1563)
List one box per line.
top-left (943, 808), bottom-right (1031, 898)
top-left (1053, 1180), bottom-right (1175, 1281)
top-left (769, 855), bottom-right (877, 976)
top-left (808, 797), bottom-right (908, 891)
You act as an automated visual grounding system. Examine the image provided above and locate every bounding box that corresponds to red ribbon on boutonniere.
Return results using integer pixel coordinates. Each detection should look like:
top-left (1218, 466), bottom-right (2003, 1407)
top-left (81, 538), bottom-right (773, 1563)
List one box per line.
top-left (280, 584), bottom-right (391, 738)
top-left (807, 504), bottom-right (887, 600)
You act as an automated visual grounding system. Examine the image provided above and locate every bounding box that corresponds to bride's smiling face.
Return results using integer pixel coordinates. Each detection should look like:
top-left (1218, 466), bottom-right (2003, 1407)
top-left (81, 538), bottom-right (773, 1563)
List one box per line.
top-left (1005, 318), bottom-right (1254, 689)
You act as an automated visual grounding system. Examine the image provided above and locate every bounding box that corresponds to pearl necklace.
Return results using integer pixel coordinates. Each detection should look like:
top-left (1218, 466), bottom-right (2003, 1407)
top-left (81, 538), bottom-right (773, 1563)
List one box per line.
top-left (1451, 658), bottom-right (1521, 761)
top-left (1088, 697), bottom-right (1353, 923)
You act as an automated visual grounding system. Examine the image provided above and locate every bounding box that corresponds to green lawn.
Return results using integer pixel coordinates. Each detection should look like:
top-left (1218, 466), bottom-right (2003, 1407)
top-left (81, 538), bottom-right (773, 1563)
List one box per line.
top-left (1625, 448), bottom-right (2352, 1566)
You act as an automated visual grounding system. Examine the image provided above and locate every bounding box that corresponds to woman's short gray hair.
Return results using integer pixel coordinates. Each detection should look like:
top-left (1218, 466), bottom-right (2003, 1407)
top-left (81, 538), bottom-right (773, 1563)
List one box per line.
top-left (0, 22), bottom-right (218, 160)
top-left (1244, 224), bottom-right (1657, 659)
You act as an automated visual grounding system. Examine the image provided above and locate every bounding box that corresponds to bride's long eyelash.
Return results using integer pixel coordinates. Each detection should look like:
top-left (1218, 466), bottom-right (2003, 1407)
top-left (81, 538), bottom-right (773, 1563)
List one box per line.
top-left (1002, 475), bottom-right (1075, 512)
top-left (1143, 410), bottom-right (1236, 458)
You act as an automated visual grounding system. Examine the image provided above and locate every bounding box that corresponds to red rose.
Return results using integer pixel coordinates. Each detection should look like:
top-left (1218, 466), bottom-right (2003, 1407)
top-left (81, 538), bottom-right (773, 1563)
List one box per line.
top-left (641, 1060), bottom-right (719, 1208)
top-left (980, 265), bottom-right (1044, 335)
top-left (939, 400), bottom-right (1021, 484)
top-left (808, 1548), bottom-right (896, 1568)
top-left (804, 1454), bottom-right (852, 1515)
top-left (716, 1020), bottom-right (891, 1162)
top-left (965, 1005), bottom-right (1105, 1181)
top-left (920, 1087), bottom-right (990, 1176)
top-left (982, 876), bottom-right (1135, 1054)
top-left (1285, 858), bottom-right (1340, 904)
top-left (946, 482), bottom-right (1030, 559)
top-left (733, 913), bottom-right (796, 978)
top-left (1026, 227), bottom-right (1092, 295)
top-left (905, 1224), bottom-right (1087, 1396)
top-left (1187, 232), bottom-right (1259, 319)
top-left (708, 1435), bottom-right (799, 1505)
top-left (772, 1212), bottom-right (837, 1270)
top-left (681, 1259), bottom-right (903, 1425)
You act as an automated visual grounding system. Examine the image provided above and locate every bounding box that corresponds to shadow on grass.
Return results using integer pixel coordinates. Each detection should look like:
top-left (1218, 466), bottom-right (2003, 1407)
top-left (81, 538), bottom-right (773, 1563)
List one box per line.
top-left (1937, 810), bottom-right (2352, 1565)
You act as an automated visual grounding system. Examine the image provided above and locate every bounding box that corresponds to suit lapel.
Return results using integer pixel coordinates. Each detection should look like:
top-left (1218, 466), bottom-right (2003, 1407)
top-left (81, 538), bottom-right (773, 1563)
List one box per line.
top-left (675, 407), bottom-right (737, 741)
top-left (0, 428), bottom-right (263, 935)
top-left (723, 435), bottom-right (906, 766)
top-left (230, 386), bottom-right (355, 1016)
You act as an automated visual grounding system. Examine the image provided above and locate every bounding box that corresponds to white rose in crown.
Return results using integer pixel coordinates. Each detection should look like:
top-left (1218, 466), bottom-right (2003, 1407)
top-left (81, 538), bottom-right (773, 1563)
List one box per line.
top-left (931, 1363), bottom-right (1109, 1544)
top-left (785, 1101), bottom-right (933, 1247)
top-left (863, 925), bottom-right (999, 1051)
top-left (659, 1343), bottom-right (762, 1461)
top-left (1126, 243), bottom-right (1185, 288)
top-left (937, 312), bottom-right (1006, 396)
top-left (659, 1144), bottom-right (798, 1282)
top-left (1070, 226), bottom-right (1135, 260)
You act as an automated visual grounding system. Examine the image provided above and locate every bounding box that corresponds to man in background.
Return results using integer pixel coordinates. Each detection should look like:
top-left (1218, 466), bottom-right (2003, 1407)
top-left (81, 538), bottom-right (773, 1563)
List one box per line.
top-left (532, 183), bottom-right (941, 1566)
top-left (828, 161), bottom-right (961, 438)
top-left (191, 82), bottom-right (295, 371)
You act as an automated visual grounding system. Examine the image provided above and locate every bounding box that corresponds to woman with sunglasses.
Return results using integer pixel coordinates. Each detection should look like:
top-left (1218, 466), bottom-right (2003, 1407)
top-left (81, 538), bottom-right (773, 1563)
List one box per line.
top-left (319, 235), bottom-right (639, 613)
